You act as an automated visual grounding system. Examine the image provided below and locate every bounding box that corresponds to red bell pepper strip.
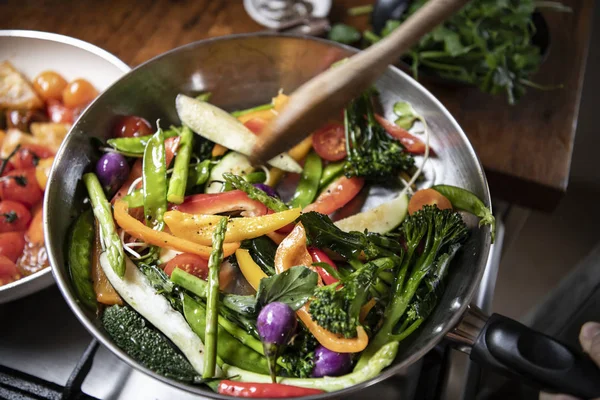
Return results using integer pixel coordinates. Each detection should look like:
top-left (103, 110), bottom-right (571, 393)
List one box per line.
top-left (112, 136), bottom-right (180, 203)
top-left (303, 176), bottom-right (364, 215)
top-left (374, 114), bottom-right (429, 155)
top-left (218, 380), bottom-right (324, 398)
top-left (243, 118), bottom-right (267, 135)
top-left (171, 190), bottom-right (268, 217)
top-left (308, 247), bottom-right (339, 285)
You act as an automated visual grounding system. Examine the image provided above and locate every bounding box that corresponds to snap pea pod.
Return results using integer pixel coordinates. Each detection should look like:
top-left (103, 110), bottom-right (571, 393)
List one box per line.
top-left (230, 102), bottom-right (274, 118)
top-left (187, 159), bottom-right (212, 188)
top-left (204, 216), bottom-right (228, 378)
top-left (244, 171), bottom-right (267, 184)
top-left (167, 126), bottom-right (193, 204)
top-left (68, 209), bottom-right (96, 309)
top-left (432, 184), bottom-right (496, 243)
top-left (143, 127), bottom-right (167, 229)
top-left (83, 173), bottom-right (125, 277)
top-left (290, 151), bottom-right (322, 208)
top-left (123, 190), bottom-right (143, 208)
top-left (183, 295), bottom-right (270, 374)
top-left (107, 130), bottom-right (178, 155)
top-left (319, 160), bottom-right (345, 189)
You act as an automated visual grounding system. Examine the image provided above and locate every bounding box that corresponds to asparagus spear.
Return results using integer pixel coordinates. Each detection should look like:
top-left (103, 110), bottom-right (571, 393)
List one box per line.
top-left (203, 216), bottom-right (228, 378)
top-left (167, 126), bottom-right (193, 204)
top-left (83, 173), bottom-right (126, 277)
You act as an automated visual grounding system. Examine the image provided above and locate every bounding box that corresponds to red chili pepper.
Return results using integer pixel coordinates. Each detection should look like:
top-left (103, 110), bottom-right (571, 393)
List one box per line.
top-left (171, 190), bottom-right (268, 217)
top-left (218, 380), bottom-right (324, 398)
top-left (308, 247), bottom-right (339, 285)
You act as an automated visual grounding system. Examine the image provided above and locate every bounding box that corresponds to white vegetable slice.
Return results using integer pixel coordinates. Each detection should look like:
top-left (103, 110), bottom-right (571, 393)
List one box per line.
top-left (99, 253), bottom-right (215, 376)
top-left (205, 151), bottom-right (254, 194)
top-left (334, 192), bottom-right (409, 234)
top-left (176, 94), bottom-right (301, 173)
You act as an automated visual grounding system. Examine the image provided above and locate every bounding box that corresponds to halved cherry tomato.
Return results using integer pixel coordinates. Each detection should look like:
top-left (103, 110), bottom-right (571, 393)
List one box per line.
top-left (11, 145), bottom-right (52, 170)
top-left (0, 255), bottom-right (19, 285)
top-left (308, 247), bottom-right (339, 285)
top-left (113, 116), bottom-right (153, 138)
top-left (26, 204), bottom-right (44, 245)
top-left (374, 114), bottom-right (428, 155)
top-left (33, 71), bottom-right (68, 101)
top-left (303, 176), bottom-right (364, 215)
top-left (62, 79), bottom-right (98, 108)
top-left (46, 99), bottom-right (74, 124)
top-left (312, 123), bottom-right (347, 161)
top-left (0, 200), bottom-right (31, 233)
top-left (408, 188), bottom-right (452, 215)
top-left (244, 118), bottom-right (267, 135)
top-left (0, 231), bottom-right (26, 262)
top-left (0, 168), bottom-right (43, 207)
top-left (172, 190), bottom-right (268, 217)
top-left (35, 157), bottom-right (55, 190)
top-left (163, 253), bottom-right (209, 280)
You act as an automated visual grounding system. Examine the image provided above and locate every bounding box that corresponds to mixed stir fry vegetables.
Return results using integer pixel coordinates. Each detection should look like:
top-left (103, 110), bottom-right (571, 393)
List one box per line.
top-left (0, 61), bottom-right (98, 286)
top-left (69, 85), bottom-right (494, 397)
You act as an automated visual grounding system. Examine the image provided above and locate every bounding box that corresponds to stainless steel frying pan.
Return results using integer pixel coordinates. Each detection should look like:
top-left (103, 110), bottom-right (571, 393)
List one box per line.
top-left (45, 34), bottom-right (600, 399)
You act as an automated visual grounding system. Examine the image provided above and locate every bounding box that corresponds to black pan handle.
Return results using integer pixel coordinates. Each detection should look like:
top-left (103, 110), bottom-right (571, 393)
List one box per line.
top-left (470, 313), bottom-right (600, 399)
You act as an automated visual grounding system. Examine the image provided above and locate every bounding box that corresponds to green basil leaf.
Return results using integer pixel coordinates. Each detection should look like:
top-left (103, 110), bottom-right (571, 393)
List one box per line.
top-left (256, 266), bottom-right (318, 310)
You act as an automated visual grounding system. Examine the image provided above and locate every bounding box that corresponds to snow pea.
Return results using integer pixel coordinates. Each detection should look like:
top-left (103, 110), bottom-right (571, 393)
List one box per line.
top-left (431, 184), bottom-right (496, 243)
top-left (187, 159), bottom-right (212, 188)
top-left (182, 295), bottom-right (270, 375)
top-left (123, 189), bottom-right (143, 208)
top-left (319, 160), bottom-right (345, 189)
top-left (167, 126), bottom-right (193, 204)
top-left (107, 130), bottom-right (178, 155)
top-left (68, 209), bottom-right (96, 310)
top-left (143, 127), bottom-right (167, 229)
top-left (244, 171), bottom-right (267, 184)
top-left (290, 151), bottom-right (322, 208)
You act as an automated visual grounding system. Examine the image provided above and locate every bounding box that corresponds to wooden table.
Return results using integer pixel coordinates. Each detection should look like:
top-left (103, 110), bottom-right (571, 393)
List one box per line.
top-left (1, 0), bottom-right (593, 211)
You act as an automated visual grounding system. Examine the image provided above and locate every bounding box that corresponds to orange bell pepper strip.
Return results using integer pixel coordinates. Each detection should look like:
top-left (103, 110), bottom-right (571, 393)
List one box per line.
top-left (113, 199), bottom-right (239, 258)
top-left (266, 231), bottom-right (286, 245)
top-left (91, 223), bottom-right (122, 305)
top-left (164, 208), bottom-right (301, 246)
top-left (266, 136), bottom-right (313, 187)
top-left (274, 223), bottom-right (369, 353)
top-left (26, 203), bottom-right (44, 245)
top-left (211, 143), bottom-right (228, 157)
top-left (359, 298), bottom-right (377, 323)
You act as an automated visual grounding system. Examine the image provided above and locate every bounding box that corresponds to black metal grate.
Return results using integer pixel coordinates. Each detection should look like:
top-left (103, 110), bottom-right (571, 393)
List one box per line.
top-left (0, 340), bottom-right (100, 400)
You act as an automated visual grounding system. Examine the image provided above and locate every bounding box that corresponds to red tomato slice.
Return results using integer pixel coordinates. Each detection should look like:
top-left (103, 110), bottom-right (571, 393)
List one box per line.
top-left (303, 176), bottom-right (364, 215)
top-left (374, 114), bottom-right (428, 155)
top-left (312, 123), bottom-right (347, 161)
top-left (11, 145), bottom-right (53, 170)
top-left (46, 99), bottom-right (74, 124)
top-left (408, 188), bottom-right (452, 215)
top-left (244, 118), bottom-right (267, 135)
top-left (0, 254), bottom-right (19, 285)
top-left (0, 200), bottom-right (32, 233)
top-left (173, 190), bottom-right (268, 217)
top-left (0, 231), bottom-right (26, 263)
top-left (113, 116), bottom-right (153, 138)
top-left (0, 168), bottom-right (44, 207)
top-left (163, 253), bottom-right (209, 280)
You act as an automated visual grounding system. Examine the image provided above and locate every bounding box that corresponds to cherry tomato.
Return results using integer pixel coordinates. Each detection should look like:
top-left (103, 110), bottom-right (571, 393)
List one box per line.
top-left (47, 99), bottom-right (74, 123)
top-left (408, 188), bottom-right (453, 215)
top-left (163, 253), bottom-right (209, 280)
top-left (312, 123), bottom-right (347, 162)
top-left (0, 231), bottom-right (26, 262)
top-left (304, 176), bottom-right (364, 215)
top-left (113, 116), bottom-right (153, 138)
top-left (33, 71), bottom-right (68, 101)
top-left (35, 157), bottom-right (55, 190)
top-left (244, 118), bottom-right (267, 135)
top-left (26, 205), bottom-right (44, 245)
top-left (374, 114), bottom-right (428, 155)
top-left (0, 168), bottom-right (44, 207)
top-left (62, 79), bottom-right (98, 108)
top-left (0, 201), bottom-right (32, 233)
top-left (0, 255), bottom-right (19, 285)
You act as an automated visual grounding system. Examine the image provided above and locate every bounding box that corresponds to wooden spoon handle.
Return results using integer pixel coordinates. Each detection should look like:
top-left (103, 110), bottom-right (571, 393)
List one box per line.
top-left (252, 0), bottom-right (469, 164)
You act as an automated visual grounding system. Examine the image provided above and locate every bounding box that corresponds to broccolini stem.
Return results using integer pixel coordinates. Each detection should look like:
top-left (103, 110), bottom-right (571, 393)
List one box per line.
top-left (167, 126), bottom-right (193, 204)
top-left (389, 318), bottom-right (423, 342)
top-left (203, 216), bottom-right (228, 378)
top-left (83, 173), bottom-right (125, 277)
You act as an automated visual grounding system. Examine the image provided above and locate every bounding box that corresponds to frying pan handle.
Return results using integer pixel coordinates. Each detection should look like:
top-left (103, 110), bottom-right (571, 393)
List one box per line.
top-left (466, 312), bottom-right (600, 399)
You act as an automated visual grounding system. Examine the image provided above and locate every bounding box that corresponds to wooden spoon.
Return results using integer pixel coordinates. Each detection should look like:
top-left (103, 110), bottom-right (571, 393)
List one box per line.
top-left (251, 0), bottom-right (469, 164)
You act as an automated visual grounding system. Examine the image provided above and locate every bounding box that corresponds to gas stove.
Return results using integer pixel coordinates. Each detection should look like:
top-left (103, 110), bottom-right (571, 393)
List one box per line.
top-left (0, 217), bottom-right (503, 400)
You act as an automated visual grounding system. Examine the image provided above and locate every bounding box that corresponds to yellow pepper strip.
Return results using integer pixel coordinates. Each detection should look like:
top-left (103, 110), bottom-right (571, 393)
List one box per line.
top-left (236, 249), bottom-right (267, 291)
top-left (274, 223), bottom-right (368, 353)
top-left (113, 200), bottom-right (239, 258)
top-left (272, 92), bottom-right (289, 111)
top-left (297, 305), bottom-right (369, 353)
top-left (359, 298), bottom-right (377, 323)
top-left (266, 135), bottom-right (314, 187)
top-left (211, 143), bottom-right (228, 157)
top-left (164, 208), bottom-right (301, 245)
top-left (237, 108), bottom-right (278, 124)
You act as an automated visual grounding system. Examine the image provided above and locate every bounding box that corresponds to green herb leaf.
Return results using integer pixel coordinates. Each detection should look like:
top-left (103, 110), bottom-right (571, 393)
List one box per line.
top-left (393, 101), bottom-right (424, 130)
top-left (328, 24), bottom-right (361, 44)
top-left (256, 266), bottom-right (318, 310)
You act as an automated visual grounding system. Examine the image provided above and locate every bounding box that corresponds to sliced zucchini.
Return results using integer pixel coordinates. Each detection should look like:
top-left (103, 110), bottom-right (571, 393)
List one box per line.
top-left (205, 151), bottom-right (254, 194)
top-left (334, 193), bottom-right (408, 234)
